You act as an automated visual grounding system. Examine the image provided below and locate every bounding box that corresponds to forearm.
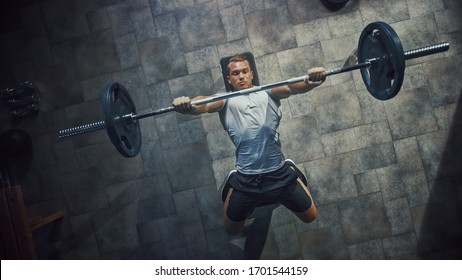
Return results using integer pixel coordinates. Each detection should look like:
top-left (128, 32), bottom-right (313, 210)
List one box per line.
top-left (174, 95), bottom-right (223, 115)
top-left (188, 96), bottom-right (210, 115)
top-left (272, 67), bottom-right (326, 99)
top-left (289, 67), bottom-right (326, 94)
top-left (288, 81), bottom-right (320, 95)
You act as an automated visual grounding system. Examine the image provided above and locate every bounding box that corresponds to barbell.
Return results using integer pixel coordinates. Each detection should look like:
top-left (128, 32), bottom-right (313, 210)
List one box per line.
top-left (58, 21), bottom-right (450, 157)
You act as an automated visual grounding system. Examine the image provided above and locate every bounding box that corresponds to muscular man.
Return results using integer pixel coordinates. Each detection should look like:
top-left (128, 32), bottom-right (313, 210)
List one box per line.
top-left (173, 54), bottom-right (326, 235)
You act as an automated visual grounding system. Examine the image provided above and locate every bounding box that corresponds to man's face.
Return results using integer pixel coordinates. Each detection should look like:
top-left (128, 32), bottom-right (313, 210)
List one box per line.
top-left (227, 60), bottom-right (254, 91)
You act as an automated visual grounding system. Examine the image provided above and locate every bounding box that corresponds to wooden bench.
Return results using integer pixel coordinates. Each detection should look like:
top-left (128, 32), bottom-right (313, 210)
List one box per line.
top-left (0, 185), bottom-right (63, 259)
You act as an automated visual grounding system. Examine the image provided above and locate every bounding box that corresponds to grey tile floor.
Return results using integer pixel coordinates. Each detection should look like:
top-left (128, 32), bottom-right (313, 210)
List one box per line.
top-left (0, 0), bottom-right (461, 259)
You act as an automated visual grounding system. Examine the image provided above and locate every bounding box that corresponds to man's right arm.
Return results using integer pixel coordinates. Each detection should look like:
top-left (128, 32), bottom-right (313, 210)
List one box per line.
top-left (172, 95), bottom-right (224, 115)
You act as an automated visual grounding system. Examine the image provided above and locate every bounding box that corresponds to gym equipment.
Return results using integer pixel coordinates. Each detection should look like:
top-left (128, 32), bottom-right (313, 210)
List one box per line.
top-left (1, 81), bottom-right (40, 120)
top-left (220, 51), bottom-right (261, 92)
top-left (57, 22), bottom-right (449, 157)
top-left (320, 0), bottom-right (350, 11)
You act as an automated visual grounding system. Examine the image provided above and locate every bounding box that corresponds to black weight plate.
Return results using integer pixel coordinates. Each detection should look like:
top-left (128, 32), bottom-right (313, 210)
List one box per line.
top-left (102, 83), bottom-right (141, 157)
top-left (358, 22), bottom-right (405, 100)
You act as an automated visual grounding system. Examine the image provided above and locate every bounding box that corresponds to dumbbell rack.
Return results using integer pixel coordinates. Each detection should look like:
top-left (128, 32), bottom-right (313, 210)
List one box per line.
top-left (1, 81), bottom-right (40, 121)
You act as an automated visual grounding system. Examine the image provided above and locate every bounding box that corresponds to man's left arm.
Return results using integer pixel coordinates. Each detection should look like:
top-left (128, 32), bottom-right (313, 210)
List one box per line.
top-left (272, 67), bottom-right (326, 99)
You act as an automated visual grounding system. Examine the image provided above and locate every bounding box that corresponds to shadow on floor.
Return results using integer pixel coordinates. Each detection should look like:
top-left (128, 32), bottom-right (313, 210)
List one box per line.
top-left (417, 90), bottom-right (462, 259)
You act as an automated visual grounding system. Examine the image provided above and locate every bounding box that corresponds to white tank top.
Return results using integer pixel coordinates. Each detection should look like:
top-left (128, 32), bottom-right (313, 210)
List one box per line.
top-left (219, 89), bottom-right (285, 174)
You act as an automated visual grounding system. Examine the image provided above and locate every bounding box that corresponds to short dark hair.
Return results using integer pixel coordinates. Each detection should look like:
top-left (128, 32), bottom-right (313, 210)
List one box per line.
top-left (227, 54), bottom-right (250, 73)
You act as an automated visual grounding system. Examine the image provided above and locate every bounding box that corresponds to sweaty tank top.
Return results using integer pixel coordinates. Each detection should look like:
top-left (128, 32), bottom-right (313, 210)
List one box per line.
top-left (219, 89), bottom-right (285, 174)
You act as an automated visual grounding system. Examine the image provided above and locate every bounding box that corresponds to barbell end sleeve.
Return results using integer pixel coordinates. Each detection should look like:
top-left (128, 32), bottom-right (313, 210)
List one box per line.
top-left (404, 42), bottom-right (450, 60)
top-left (58, 120), bottom-right (107, 139)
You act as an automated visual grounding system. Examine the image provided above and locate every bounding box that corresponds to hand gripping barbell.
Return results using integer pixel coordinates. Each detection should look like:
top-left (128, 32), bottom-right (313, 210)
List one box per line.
top-left (58, 22), bottom-right (450, 157)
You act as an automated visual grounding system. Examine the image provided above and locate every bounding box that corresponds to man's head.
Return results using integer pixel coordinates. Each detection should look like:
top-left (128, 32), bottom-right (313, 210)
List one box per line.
top-left (227, 54), bottom-right (254, 91)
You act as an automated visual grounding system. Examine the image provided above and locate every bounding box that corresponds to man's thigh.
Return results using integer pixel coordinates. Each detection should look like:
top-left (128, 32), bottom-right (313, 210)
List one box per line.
top-left (226, 188), bottom-right (258, 222)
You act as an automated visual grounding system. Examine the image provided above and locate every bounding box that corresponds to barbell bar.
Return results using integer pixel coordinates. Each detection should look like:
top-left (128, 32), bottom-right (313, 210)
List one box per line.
top-left (59, 42), bottom-right (450, 138)
top-left (114, 39), bottom-right (450, 121)
top-left (58, 22), bottom-right (450, 157)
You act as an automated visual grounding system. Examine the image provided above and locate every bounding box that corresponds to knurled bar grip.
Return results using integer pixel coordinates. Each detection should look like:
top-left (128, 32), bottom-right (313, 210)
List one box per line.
top-left (57, 42), bottom-right (449, 139)
top-left (58, 121), bottom-right (106, 139)
top-left (132, 76), bottom-right (311, 120)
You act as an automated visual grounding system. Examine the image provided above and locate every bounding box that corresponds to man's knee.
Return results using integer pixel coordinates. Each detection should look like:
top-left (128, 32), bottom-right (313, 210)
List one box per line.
top-left (296, 205), bottom-right (317, 223)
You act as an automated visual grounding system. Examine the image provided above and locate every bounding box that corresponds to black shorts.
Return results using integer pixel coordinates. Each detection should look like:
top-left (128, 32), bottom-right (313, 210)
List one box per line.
top-left (226, 163), bottom-right (313, 222)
